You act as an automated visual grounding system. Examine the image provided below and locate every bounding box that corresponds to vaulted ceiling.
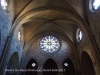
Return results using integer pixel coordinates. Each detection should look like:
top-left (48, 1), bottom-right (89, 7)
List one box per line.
top-left (13, 0), bottom-right (89, 49)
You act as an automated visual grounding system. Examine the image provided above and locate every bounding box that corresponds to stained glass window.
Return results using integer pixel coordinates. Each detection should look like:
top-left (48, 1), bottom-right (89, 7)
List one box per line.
top-left (79, 30), bottom-right (82, 41)
top-left (32, 63), bottom-right (36, 67)
top-left (18, 31), bottom-right (21, 41)
top-left (40, 36), bottom-right (60, 53)
top-left (93, 0), bottom-right (100, 10)
top-left (76, 29), bottom-right (82, 42)
top-left (64, 63), bottom-right (68, 66)
top-left (0, 0), bottom-right (7, 10)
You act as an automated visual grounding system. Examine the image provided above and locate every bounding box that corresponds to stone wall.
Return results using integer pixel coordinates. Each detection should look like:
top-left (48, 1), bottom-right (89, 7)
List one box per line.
top-left (76, 28), bottom-right (100, 75)
top-left (0, 5), bottom-right (12, 58)
top-left (24, 34), bottom-right (75, 71)
top-left (88, 9), bottom-right (100, 53)
top-left (0, 5), bottom-right (24, 74)
top-left (7, 26), bottom-right (24, 67)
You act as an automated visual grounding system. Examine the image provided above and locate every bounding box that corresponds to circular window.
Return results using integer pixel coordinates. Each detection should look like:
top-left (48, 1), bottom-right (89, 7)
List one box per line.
top-left (40, 36), bottom-right (60, 53)
top-left (76, 29), bottom-right (82, 42)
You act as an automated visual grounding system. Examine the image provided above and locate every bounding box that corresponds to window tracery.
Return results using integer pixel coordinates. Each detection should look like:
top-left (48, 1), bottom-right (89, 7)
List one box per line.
top-left (40, 36), bottom-right (60, 53)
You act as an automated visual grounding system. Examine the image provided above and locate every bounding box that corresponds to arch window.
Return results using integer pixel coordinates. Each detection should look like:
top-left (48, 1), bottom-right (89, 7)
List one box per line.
top-left (79, 31), bottom-right (82, 40)
top-left (18, 31), bottom-right (21, 41)
top-left (0, 0), bottom-right (7, 10)
top-left (76, 29), bottom-right (82, 42)
top-left (93, 0), bottom-right (100, 10)
top-left (40, 36), bottom-right (60, 53)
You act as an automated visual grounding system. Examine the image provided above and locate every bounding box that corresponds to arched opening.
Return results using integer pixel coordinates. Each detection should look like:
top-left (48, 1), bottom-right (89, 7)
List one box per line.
top-left (81, 51), bottom-right (95, 75)
top-left (63, 58), bottom-right (76, 75)
top-left (43, 58), bottom-right (58, 75)
top-left (6, 52), bottom-right (19, 75)
top-left (25, 58), bottom-right (38, 75)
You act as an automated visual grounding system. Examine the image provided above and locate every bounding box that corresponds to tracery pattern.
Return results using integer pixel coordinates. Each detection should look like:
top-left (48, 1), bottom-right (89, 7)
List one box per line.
top-left (40, 36), bottom-right (60, 53)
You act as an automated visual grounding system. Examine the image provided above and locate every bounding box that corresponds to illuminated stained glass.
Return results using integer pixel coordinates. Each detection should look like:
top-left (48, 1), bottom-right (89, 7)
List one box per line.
top-left (32, 63), bottom-right (36, 67)
top-left (0, 0), bottom-right (7, 10)
top-left (79, 31), bottom-right (82, 41)
top-left (18, 31), bottom-right (21, 41)
top-left (76, 29), bottom-right (82, 42)
top-left (40, 36), bottom-right (60, 53)
top-left (93, 0), bottom-right (100, 10)
top-left (64, 63), bottom-right (68, 66)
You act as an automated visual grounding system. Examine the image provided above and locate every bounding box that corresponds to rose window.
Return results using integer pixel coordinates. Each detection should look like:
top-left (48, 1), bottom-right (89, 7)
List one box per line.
top-left (40, 36), bottom-right (60, 53)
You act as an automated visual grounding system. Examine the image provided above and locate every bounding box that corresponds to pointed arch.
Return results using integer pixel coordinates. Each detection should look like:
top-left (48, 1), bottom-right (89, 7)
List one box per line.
top-left (6, 52), bottom-right (19, 75)
top-left (81, 51), bottom-right (95, 75)
top-left (43, 58), bottom-right (58, 75)
top-left (63, 58), bottom-right (76, 75)
top-left (25, 58), bottom-right (38, 75)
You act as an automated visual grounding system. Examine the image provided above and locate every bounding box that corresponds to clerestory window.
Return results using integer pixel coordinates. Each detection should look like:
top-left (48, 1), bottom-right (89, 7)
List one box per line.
top-left (93, 0), bottom-right (100, 10)
top-left (0, 0), bottom-right (7, 10)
